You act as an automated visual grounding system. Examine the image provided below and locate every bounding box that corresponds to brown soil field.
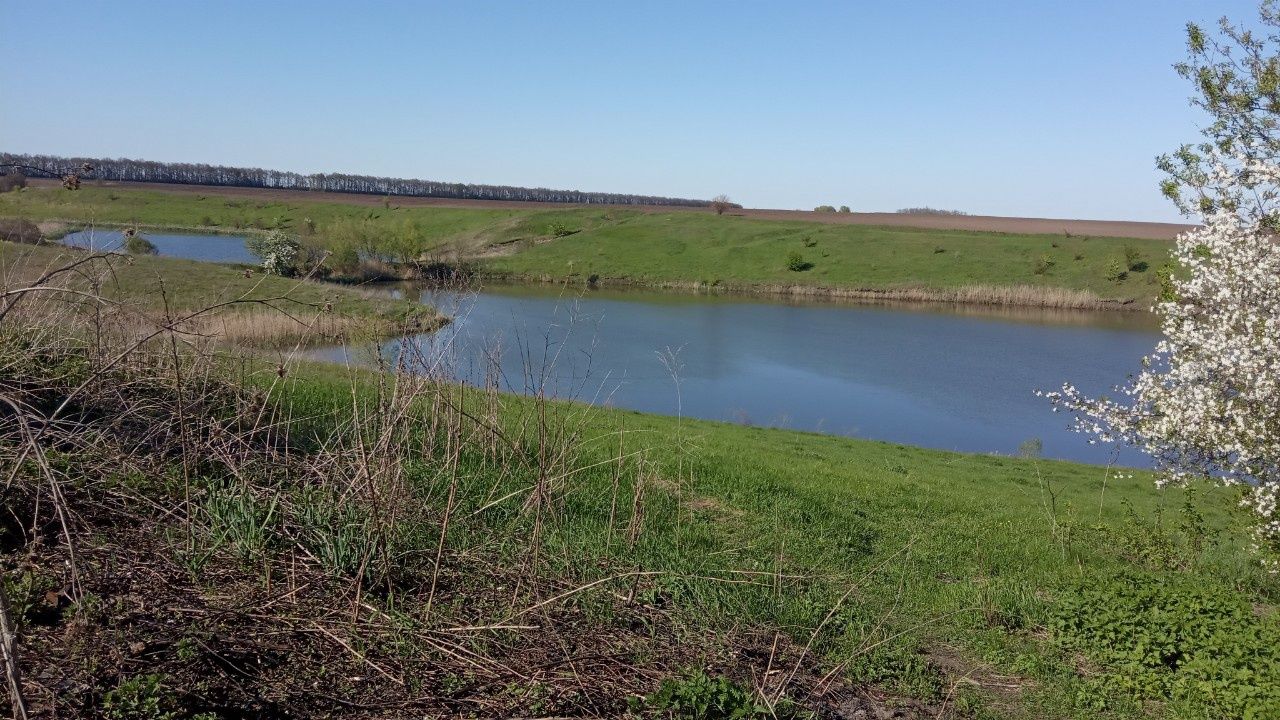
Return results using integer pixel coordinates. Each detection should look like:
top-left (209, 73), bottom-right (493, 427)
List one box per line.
top-left (37, 178), bottom-right (1193, 239)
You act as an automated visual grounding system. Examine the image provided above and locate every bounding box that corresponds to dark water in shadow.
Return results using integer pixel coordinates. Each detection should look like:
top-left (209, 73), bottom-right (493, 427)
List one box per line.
top-left (61, 228), bottom-right (256, 264)
top-left (313, 283), bottom-right (1162, 467)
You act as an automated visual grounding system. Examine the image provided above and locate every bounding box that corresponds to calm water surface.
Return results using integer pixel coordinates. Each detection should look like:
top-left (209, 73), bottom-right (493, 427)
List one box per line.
top-left (314, 284), bottom-right (1161, 467)
top-left (61, 229), bottom-right (256, 264)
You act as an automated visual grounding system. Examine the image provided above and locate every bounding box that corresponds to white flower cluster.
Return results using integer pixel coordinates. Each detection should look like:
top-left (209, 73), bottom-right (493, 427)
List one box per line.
top-left (1043, 154), bottom-right (1280, 568)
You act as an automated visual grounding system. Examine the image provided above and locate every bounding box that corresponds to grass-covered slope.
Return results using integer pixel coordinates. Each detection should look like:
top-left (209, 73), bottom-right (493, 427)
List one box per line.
top-left (1, 252), bottom-right (1277, 718)
top-left (0, 240), bottom-right (437, 347)
top-left (1, 184), bottom-right (1174, 306)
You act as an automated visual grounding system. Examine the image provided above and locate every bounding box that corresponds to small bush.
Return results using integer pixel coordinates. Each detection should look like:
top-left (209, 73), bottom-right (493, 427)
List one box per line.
top-left (246, 230), bottom-right (301, 276)
top-left (933, 246), bottom-right (946, 254)
top-left (787, 252), bottom-right (812, 272)
top-left (1123, 245), bottom-right (1144, 271)
top-left (1156, 263), bottom-right (1178, 302)
top-left (0, 218), bottom-right (42, 244)
top-left (548, 221), bottom-right (577, 238)
top-left (1034, 254), bottom-right (1055, 275)
top-left (587, 273), bottom-right (600, 287)
top-left (802, 236), bottom-right (817, 248)
top-left (1106, 259), bottom-right (1128, 282)
top-left (121, 228), bottom-right (158, 255)
top-left (838, 205), bottom-right (851, 213)
top-left (813, 205), bottom-right (836, 213)
top-left (0, 172), bottom-right (27, 193)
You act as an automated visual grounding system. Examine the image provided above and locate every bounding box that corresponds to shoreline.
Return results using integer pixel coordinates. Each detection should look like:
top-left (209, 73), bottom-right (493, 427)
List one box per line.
top-left (476, 271), bottom-right (1149, 312)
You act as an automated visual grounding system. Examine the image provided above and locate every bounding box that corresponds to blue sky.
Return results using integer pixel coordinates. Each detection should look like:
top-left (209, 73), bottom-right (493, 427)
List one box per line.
top-left (0, 1), bottom-right (1262, 221)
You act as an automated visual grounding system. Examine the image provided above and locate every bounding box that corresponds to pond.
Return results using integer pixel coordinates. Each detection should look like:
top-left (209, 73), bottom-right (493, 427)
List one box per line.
top-left (61, 228), bottom-right (256, 264)
top-left (313, 284), bottom-right (1162, 467)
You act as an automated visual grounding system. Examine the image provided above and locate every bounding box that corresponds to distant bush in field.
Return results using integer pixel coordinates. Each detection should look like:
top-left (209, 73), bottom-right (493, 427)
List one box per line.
top-left (838, 205), bottom-right (851, 213)
top-left (786, 252), bottom-right (812, 271)
top-left (1034, 254), bottom-right (1056, 275)
top-left (1124, 246), bottom-right (1148, 272)
top-left (548, 222), bottom-right (577, 237)
top-left (1106, 259), bottom-right (1128, 282)
top-left (0, 218), bottom-right (42, 244)
top-left (710, 194), bottom-right (736, 215)
top-left (813, 205), bottom-right (837, 213)
top-left (246, 230), bottom-right (301, 276)
top-left (896, 207), bottom-right (969, 216)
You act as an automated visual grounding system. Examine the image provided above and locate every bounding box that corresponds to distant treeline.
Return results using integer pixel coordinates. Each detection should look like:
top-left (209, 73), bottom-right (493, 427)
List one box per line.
top-left (896, 207), bottom-right (969, 216)
top-left (0, 152), bottom-right (711, 207)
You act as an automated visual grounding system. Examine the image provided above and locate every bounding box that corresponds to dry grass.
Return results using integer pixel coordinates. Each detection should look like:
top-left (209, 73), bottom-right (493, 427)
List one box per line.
top-left (488, 274), bottom-right (1134, 311)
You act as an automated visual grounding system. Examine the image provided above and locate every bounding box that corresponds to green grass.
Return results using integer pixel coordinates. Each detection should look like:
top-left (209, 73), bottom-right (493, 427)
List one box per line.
top-left (1, 240), bottom-right (421, 317)
top-left (483, 213), bottom-right (1172, 302)
top-left (0, 184), bottom-right (1173, 304)
top-left (277, 361), bottom-right (1277, 718)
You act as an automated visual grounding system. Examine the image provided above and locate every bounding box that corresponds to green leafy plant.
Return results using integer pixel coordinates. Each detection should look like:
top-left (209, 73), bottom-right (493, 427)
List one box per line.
top-left (787, 252), bottom-right (812, 272)
top-left (1124, 245), bottom-right (1148, 272)
top-left (103, 674), bottom-right (179, 720)
top-left (1050, 574), bottom-right (1280, 719)
top-left (1106, 259), bottom-right (1128, 282)
top-left (634, 669), bottom-right (809, 719)
top-left (547, 221), bottom-right (576, 237)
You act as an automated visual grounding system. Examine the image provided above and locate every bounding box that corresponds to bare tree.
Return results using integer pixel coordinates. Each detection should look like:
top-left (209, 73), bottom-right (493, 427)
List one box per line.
top-left (711, 194), bottom-right (733, 215)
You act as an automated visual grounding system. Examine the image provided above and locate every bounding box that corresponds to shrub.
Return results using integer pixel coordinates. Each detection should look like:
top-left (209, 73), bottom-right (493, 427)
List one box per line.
top-left (1123, 245), bottom-right (1144, 271)
top-left (245, 230), bottom-right (301, 276)
top-left (548, 221), bottom-right (576, 237)
top-left (123, 230), bottom-right (158, 256)
top-left (786, 252), bottom-right (812, 272)
top-left (0, 218), bottom-right (42, 244)
top-left (1034, 254), bottom-right (1055, 275)
top-left (813, 205), bottom-right (836, 213)
top-left (838, 205), bottom-right (851, 213)
top-left (1106, 259), bottom-right (1128, 282)
top-left (0, 172), bottom-right (28, 192)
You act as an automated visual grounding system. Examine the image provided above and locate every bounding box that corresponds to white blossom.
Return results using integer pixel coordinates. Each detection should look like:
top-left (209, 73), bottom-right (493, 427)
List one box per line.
top-left (1044, 150), bottom-right (1280, 569)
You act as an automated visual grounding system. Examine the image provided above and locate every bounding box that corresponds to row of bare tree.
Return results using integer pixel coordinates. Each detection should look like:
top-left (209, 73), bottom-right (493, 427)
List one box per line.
top-left (0, 153), bottom-right (711, 207)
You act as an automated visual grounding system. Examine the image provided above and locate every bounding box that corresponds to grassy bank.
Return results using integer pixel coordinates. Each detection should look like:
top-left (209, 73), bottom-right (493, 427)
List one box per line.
top-left (0, 239), bottom-right (440, 348)
top-left (2, 248), bottom-right (1277, 719)
top-left (0, 184), bottom-right (1175, 307)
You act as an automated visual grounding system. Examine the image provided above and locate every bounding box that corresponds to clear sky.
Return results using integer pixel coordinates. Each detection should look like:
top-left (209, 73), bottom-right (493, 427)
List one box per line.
top-left (0, 1), bottom-right (1263, 221)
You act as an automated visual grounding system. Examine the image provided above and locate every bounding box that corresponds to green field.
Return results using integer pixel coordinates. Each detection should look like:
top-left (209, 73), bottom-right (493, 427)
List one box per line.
top-left (0, 184), bottom-right (1174, 305)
